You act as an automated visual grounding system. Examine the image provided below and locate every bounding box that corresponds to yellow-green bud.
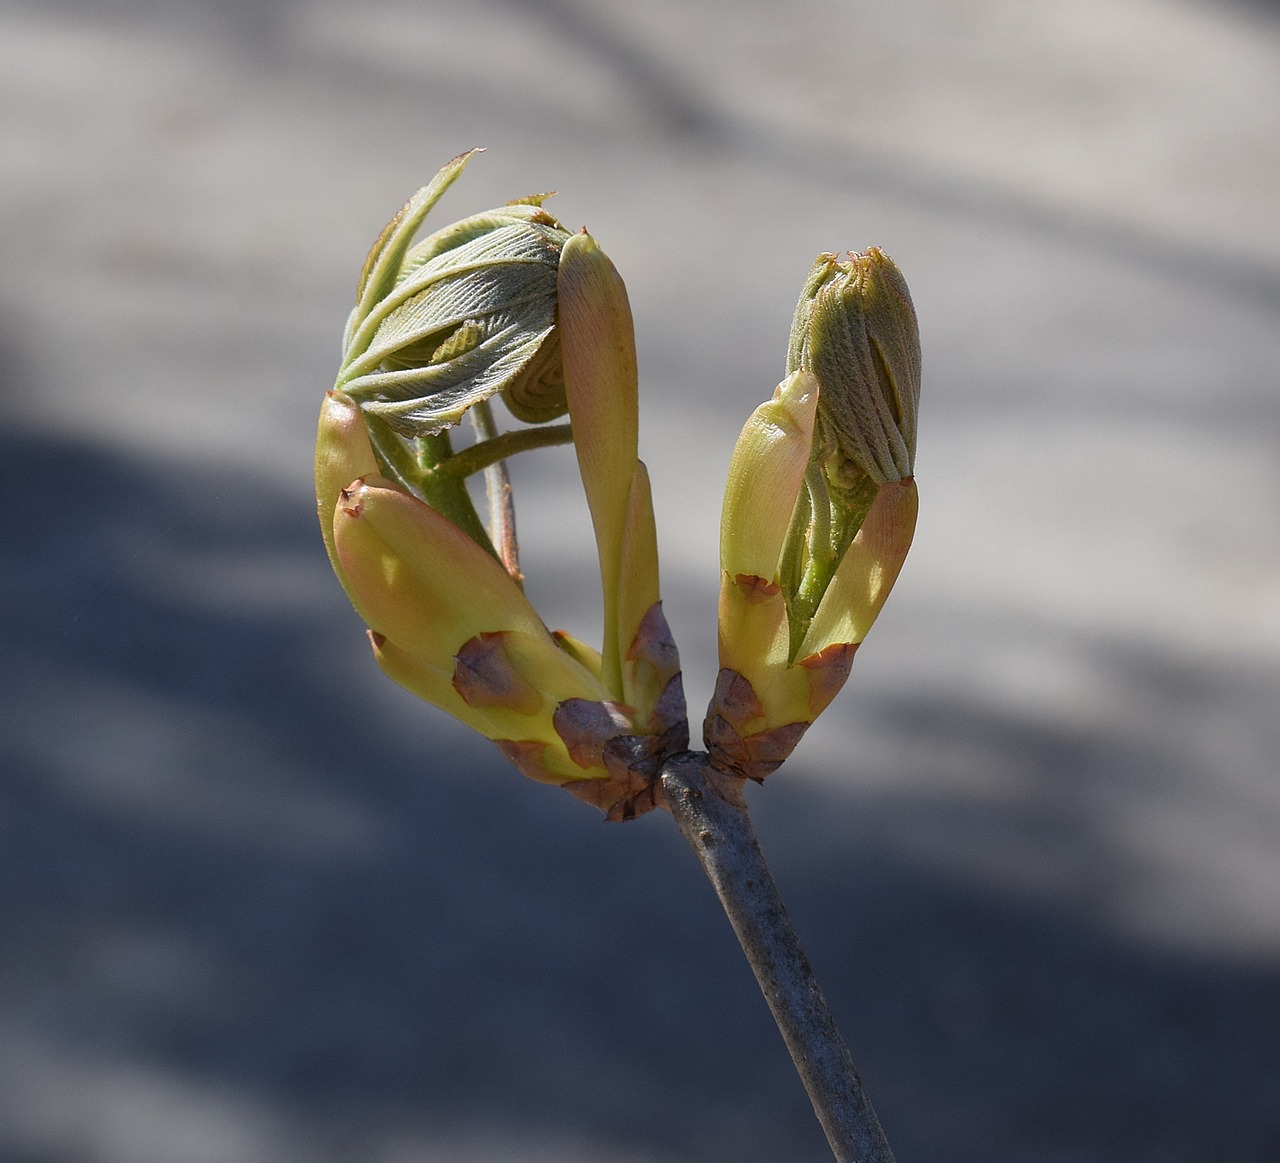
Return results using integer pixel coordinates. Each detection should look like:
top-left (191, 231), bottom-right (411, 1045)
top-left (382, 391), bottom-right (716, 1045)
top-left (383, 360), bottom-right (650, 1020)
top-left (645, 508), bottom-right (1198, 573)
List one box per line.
top-left (788, 247), bottom-right (920, 488)
top-left (707, 248), bottom-right (921, 782)
top-left (330, 469), bottom-right (686, 820)
top-left (777, 248), bottom-right (921, 655)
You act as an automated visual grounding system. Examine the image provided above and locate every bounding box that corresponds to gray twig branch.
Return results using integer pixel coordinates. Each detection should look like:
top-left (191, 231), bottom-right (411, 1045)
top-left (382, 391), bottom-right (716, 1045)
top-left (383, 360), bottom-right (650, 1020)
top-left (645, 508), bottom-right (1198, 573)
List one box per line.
top-left (660, 751), bottom-right (896, 1163)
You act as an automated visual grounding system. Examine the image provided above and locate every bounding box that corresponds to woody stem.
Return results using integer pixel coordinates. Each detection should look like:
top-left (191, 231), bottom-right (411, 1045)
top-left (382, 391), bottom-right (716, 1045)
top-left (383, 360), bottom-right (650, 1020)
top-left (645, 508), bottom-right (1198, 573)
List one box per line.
top-left (659, 751), bottom-right (896, 1163)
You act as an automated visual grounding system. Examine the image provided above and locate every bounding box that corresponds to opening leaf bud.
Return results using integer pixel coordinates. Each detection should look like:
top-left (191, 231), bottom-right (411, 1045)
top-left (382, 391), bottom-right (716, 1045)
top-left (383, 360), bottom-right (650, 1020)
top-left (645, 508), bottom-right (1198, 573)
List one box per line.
top-left (316, 155), bottom-right (688, 819)
top-left (707, 248), bottom-right (921, 781)
top-left (788, 247), bottom-right (920, 488)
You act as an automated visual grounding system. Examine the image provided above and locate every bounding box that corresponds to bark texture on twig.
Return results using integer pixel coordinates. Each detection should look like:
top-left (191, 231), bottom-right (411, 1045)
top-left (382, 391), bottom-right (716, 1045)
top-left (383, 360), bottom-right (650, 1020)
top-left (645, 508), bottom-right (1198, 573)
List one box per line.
top-left (660, 751), bottom-right (896, 1163)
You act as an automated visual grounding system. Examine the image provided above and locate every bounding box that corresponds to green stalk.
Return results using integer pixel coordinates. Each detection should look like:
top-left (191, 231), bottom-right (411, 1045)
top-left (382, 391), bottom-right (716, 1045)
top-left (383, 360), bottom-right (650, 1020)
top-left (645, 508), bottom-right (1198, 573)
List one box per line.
top-left (468, 400), bottom-right (522, 581)
top-left (364, 414), bottom-right (497, 558)
top-left (426, 423), bottom-right (574, 482)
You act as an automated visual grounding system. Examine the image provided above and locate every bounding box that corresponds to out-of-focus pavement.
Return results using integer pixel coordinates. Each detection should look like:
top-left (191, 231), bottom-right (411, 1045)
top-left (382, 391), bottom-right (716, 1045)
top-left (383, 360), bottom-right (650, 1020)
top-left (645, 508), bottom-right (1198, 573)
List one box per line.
top-left (2, 0), bottom-right (1279, 1159)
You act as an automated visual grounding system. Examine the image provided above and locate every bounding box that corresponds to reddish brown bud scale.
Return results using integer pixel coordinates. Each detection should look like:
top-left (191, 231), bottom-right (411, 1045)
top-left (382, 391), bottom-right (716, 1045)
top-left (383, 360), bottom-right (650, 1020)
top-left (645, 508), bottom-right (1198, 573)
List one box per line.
top-left (798, 641), bottom-right (858, 717)
top-left (734, 574), bottom-right (782, 604)
top-left (452, 633), bottom-right (544, 715)
top-left (709, 668), bottom-right (766, 730)
top-left (552, 698), bottom-right (636, 770)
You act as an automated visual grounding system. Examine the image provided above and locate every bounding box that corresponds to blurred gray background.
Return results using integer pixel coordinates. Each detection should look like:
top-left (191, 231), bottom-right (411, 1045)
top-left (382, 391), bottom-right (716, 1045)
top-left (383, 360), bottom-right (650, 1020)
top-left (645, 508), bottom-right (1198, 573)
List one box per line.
top-left (2, 0), bottom-right (1279, 1159)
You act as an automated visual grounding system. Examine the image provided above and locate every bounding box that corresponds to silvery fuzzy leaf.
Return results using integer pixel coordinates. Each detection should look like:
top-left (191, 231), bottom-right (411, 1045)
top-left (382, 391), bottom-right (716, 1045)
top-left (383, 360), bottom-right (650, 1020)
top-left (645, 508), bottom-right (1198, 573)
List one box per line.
top-left (351, 317), bottom-right (556, 436)
top-left (395, 202), bottom-right (562, 288)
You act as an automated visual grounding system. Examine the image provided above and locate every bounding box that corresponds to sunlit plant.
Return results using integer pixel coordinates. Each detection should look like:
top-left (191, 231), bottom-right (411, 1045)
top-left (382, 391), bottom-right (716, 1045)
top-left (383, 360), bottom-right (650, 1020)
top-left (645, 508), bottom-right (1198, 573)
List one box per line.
top-left (316, 151), bottom-right (919, 1163)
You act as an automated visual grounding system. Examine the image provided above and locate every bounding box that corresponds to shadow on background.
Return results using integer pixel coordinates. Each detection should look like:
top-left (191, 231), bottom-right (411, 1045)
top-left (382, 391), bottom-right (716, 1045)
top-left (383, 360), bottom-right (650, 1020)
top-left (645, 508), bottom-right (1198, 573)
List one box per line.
top-left (3, 426), bottom-right (1279, 1163)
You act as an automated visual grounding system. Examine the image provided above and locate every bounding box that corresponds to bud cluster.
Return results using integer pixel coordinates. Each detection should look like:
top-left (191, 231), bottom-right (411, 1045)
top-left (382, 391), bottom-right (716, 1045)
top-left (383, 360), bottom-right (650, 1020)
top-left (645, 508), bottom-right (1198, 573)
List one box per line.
top-left (316, 153), bottom-right (922, 809)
